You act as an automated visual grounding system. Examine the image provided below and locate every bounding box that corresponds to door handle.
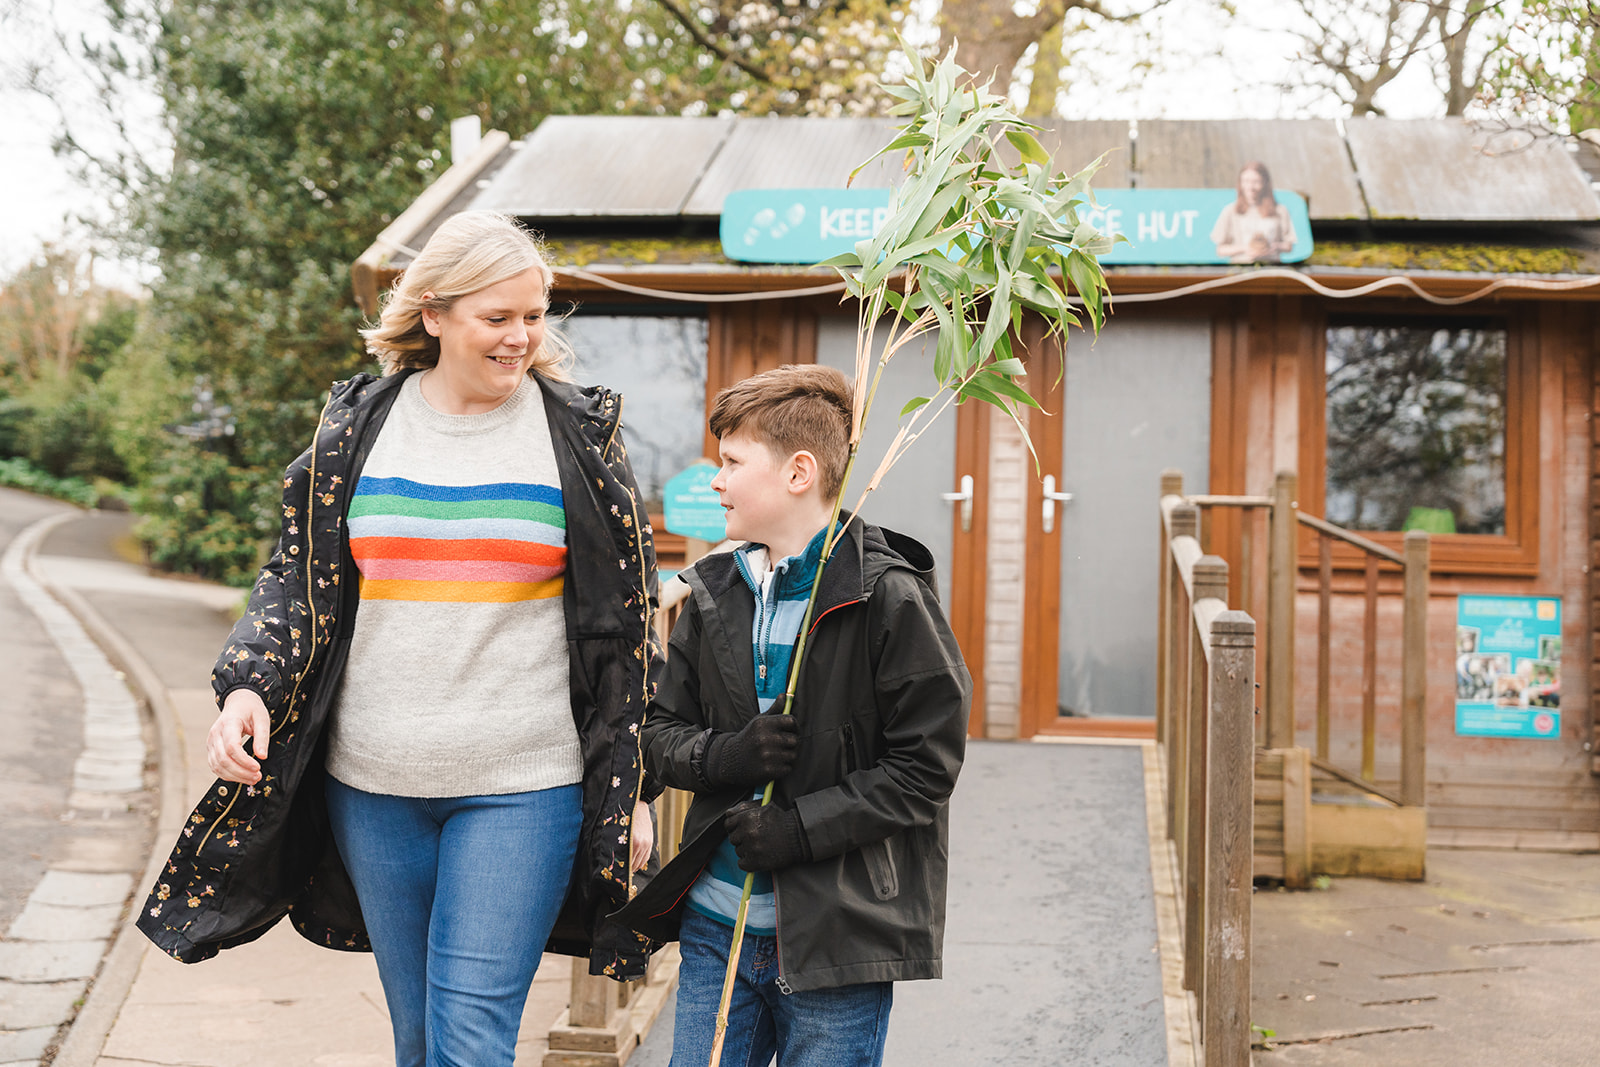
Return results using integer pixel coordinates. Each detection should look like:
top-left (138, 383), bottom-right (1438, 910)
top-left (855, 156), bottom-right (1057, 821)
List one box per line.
top-left (941, 474), bottom-right (975, 532)
top-left (1042, 474), bottom-right (1073, 534)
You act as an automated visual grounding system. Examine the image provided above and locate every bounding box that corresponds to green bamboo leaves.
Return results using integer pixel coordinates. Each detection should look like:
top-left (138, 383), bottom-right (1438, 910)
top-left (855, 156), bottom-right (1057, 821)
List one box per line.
top-left (823, 40), bottom-right (1116, 503)
top-left (704, 41), bottom-right (1115, 1067)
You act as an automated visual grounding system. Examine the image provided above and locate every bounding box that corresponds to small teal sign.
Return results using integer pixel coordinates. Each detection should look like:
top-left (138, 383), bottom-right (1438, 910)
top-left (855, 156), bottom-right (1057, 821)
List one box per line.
top-left (1455, 595), bottom-right (1561, 739)
top-left (662, 460), bottom-right (726, 543)
top-left (720, 187), bottom-right (1313, 266)
top-left (721, 188), bottom-right (894, 265)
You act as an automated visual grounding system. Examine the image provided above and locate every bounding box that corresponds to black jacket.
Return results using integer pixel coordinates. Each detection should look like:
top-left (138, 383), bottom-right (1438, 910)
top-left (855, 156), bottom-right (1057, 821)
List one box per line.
top-left (137, 369), bottom-right (663, 980)
top-left (615, 517), bottom-right (970, 992)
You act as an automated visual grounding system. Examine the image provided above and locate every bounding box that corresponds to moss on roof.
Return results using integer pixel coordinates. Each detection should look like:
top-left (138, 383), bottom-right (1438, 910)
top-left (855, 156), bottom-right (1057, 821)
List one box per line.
top-left (536, 234), bottom-right (1595, 277)
top-left (1306, 241), bottom-right (1587, 275)
top-left (541, 236), bottom-right (732, 268)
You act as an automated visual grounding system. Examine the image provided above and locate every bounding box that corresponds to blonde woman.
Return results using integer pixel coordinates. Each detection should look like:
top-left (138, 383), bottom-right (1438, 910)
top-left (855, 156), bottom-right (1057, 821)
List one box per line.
top-left (1209, 161), bottom-right (1296, 264)
top-left (138, 211), bottom-right (661, 1067)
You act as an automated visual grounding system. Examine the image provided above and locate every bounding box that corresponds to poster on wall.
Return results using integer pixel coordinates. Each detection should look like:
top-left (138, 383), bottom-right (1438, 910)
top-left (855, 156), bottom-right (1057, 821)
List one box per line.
top-left (1455, 595), bottom-right (1561, 739)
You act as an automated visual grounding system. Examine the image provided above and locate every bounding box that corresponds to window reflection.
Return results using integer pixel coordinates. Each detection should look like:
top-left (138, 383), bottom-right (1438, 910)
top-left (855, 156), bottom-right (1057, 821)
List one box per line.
top-left (1324, 319), bottom-right (1506, 535)
top-left (560, 312), bottom-right (709, 509)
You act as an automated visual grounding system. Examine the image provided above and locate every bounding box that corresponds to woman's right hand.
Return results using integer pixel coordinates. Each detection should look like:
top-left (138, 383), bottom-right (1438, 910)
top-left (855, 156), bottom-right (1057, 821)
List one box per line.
top-left (207, 689), bottom-right (272, 784)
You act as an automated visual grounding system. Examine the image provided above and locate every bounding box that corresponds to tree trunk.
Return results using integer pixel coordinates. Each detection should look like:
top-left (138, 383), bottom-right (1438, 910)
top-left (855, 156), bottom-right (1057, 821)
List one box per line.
top-left (937, 0), bottom-right (1070, 97)
top-left (1025, 18), bottom-right (1065, 116)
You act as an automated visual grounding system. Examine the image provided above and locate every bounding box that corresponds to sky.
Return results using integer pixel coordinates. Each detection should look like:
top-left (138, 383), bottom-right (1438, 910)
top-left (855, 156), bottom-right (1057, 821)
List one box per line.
top-left (1, 0), bottom-right (1457, 290)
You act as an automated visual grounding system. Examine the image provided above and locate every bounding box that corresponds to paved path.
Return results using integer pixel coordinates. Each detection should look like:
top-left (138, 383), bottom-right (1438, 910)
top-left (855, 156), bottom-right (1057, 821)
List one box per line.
top-left (1253, 848), bottom-right (1600, 1065)
top-left (12, 502), bottom-right (1181, 1066)
top-left (0, 497), bottom-right (157, 1067)
top-left (637, 740), bottom-right (1174, 1066)
top-left (11, 506), bottom-right (573, 1067)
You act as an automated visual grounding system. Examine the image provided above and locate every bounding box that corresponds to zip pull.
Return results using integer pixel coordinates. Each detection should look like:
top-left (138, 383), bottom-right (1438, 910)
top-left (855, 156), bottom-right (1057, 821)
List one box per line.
top-left (775, 975), bottom-right (793, 996)
top-left (759, 664), bottom-right (767, 680)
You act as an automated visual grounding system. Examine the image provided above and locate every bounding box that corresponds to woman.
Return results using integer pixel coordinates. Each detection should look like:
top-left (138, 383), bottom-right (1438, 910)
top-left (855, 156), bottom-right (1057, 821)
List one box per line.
top-left (1209, 161), bottom-right (1296, 264)
top-left (137, 211), bottom-right (662, 1066)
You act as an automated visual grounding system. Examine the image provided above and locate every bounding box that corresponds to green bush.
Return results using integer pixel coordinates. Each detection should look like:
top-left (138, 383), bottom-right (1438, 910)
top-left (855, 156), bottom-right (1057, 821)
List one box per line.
top-left (134, 447), bottom-right (278, 587)
top-left (13, 371), bottom-right (128, 483)
top-left (0, 456), bottom-right (100, 508)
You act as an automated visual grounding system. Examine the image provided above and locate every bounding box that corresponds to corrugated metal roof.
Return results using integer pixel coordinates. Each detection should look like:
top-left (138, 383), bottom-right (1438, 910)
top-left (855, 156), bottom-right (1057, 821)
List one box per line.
top-left (431, 115), bottom-right (1598, 226)
top-left (683, 117), bottom-right (904, 215)
top-left (1136, 119), bottom-right (1366, 220)
top-left (1022, 120), bottom-right (1132, 189)
top-left (1343, 119), bottom-right (1599, 221)
top-left (468, 116), bottom-right (734, 217)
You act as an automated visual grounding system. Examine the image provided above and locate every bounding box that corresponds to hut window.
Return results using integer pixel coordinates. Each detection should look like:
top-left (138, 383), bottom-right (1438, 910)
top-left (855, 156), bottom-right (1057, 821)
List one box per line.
top-left (1323, 318), bottom-right (1507, 536)
top-left (562, 310), bottom-right (709, 510)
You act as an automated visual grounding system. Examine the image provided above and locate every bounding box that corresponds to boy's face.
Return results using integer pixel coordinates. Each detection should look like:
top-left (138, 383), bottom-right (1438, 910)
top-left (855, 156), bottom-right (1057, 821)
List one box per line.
top-left (711, 429), bottom-right (795, 546)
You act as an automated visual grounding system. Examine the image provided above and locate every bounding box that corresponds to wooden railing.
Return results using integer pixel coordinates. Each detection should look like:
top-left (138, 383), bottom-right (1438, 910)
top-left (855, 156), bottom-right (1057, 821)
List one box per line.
top-left (1156, 490), bottom-right (1257, 1066)
top-left (1172, 469), bottom-right (1429, 809)
top-left (546, 550), bottom-right (723, 1066)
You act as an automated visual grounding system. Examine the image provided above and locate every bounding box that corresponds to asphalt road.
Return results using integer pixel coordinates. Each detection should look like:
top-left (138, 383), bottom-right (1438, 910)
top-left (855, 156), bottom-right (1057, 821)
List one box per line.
top-left (0, 489), bottom-right (88, 932)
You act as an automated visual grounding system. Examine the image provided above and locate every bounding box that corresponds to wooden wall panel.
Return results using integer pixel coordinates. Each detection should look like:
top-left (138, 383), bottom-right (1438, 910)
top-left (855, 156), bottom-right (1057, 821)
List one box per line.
top-left (703, 300), bottom-right (818, 457)
top-left (952, 400), bottom-right (991, 738)
top-left (1019, 319), bottom-right (1064, 739)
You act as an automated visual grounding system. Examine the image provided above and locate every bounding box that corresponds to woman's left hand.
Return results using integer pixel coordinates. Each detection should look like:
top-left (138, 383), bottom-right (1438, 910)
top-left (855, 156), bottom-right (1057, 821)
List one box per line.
top-left (630, 798), bottom-right (654, 873)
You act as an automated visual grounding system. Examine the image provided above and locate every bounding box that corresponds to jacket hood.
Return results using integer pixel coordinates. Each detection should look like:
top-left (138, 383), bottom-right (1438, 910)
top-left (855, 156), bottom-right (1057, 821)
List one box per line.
top-left (685, 513), bottom-right (940, 620)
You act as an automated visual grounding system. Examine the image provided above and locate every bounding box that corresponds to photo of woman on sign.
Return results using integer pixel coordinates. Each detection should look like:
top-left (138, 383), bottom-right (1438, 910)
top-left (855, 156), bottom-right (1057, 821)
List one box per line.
top-left (1210, 161), bottom-right (1297, 263)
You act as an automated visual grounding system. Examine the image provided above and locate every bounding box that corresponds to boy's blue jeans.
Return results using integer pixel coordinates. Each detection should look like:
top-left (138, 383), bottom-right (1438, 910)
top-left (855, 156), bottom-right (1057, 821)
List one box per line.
top-left (325, 776), bottom-right (582, 1067)
top-left (670, 907), bottom-right (893, 1067)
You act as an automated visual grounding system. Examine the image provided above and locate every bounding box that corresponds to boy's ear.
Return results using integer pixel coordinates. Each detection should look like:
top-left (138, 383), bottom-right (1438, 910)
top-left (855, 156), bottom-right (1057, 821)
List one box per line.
top-left (785, 450), bottom-right (820, 496)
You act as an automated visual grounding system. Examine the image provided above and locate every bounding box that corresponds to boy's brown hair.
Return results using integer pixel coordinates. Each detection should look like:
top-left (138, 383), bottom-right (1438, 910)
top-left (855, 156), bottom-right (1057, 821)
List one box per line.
top-left (708, 364), bottom-right (854, 501)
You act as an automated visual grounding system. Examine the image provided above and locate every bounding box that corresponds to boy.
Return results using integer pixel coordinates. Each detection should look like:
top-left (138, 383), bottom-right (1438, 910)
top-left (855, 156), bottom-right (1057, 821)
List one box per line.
top-left (615, 364), bottom-right (970, 1067)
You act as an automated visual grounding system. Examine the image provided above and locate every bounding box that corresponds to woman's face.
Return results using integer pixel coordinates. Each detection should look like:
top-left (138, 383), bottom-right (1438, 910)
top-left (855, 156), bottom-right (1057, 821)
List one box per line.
top-left (422, 268), bottom-right (549, 403)
top-left (1239, 167), bottom-right (1265, 204)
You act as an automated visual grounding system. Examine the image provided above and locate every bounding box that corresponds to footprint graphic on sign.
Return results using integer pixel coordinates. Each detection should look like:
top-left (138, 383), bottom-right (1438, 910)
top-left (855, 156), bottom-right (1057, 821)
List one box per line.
top-left (743, 203), bottom-right (808, 246)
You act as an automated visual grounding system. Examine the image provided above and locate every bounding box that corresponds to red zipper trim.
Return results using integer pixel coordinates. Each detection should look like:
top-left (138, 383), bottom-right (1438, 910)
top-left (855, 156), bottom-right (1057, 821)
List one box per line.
top-left (647, 864), bottom-right (708, 920)
top-left (807, 597), bottom-right (864, 636)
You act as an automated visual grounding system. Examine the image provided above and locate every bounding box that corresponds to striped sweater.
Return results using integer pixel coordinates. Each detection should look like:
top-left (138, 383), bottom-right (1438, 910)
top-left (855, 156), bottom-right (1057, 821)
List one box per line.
top-left (325, 373), bottom-right (582, 798)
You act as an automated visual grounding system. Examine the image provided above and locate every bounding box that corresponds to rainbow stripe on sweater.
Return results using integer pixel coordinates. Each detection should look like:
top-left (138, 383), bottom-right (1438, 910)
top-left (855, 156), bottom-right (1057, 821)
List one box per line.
top-left (348, 476), bottom-right (566, 602)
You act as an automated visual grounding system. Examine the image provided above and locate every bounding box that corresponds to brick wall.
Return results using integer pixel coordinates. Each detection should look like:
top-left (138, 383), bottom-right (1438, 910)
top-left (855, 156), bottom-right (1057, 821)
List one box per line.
top-left (984, 413), bottom-right (1027, 738)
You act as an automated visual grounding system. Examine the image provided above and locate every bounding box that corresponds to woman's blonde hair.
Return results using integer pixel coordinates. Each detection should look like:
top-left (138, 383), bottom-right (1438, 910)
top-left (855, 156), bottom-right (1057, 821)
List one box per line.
top-left (361, 210), bottom-right (575, 380)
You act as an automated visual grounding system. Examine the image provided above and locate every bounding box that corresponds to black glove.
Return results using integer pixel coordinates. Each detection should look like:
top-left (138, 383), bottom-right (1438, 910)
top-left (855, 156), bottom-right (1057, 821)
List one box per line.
top-left (724, 799), bottom-right (812, 872)
top-left (701, 714), bottom-right (798, 790)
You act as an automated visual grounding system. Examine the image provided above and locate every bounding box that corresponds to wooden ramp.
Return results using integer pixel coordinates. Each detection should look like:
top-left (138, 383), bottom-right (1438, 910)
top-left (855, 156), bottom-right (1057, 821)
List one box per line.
top-left (634, 741), bottom-right (1179, 1067)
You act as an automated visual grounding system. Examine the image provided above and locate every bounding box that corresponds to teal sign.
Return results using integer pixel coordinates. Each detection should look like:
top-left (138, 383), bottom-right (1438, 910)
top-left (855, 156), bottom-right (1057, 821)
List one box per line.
top-left (720, 187), bottom-right (1312, 266)
top-left (662, 460), bottom-right (726, 543)
top-left (1455, 595), bottom-right (1561, 739)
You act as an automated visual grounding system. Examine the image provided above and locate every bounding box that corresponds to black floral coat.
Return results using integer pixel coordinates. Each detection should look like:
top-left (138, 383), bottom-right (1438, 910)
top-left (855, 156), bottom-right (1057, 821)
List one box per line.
top-left (136, 369), bottom-right (663, 980)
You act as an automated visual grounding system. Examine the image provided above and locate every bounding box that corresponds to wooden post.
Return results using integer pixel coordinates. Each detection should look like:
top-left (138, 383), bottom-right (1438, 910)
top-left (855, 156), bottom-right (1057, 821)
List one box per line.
top-left (1168, 503), bottom-right (1199, 835)
top-left (1361, 554), bottom-right (1379, 783)
top-left (1266, 470), bottom-right (1296, 750)
top-left (1184, 556), bottom-right (1227, 1005)
top-left (1157, 470), bottom-right (1184, 752)
top-left (546, 964), bottom-right (636, 1065)
top-left (1205, 610), bottom-right (1256, 1067)
top-left (1316, 535), bottom-right (1332, 762)
top-left (1401, 531), bottom-right (1430, 808)
top-left (1281, 745), bottom-right (1312, 890)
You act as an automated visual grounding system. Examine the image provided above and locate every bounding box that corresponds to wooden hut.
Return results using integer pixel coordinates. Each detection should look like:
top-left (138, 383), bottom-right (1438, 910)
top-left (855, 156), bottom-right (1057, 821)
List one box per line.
top-left (354, 115), bottom-right (1600, 851)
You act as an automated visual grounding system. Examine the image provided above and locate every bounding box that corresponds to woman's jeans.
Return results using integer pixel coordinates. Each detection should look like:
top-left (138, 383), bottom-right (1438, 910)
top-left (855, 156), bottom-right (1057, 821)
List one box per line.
top-left (325, 776), bottom-right (582, 1067)
top-left (670, 907), bottom-right (893, 1067)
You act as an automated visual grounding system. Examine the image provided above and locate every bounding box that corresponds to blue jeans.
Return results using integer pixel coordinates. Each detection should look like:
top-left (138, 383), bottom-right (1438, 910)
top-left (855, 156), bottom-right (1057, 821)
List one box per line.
top-left (670, 907), bottom-right (893, 1067)
top-left (325, 776), bottom-right (582, 1067)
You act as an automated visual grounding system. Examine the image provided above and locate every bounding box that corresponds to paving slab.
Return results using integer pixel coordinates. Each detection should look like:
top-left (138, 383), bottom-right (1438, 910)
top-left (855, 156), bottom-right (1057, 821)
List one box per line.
top-left (0, 1027), bottom-right (55, 1063)
top-left (97, 923), bottom-right (571, 1067)
top-left (7, 902), bottom-right (124, 943)
top-left (28, 871), bottom-right (133, 910)
top-left (0, 978), bottom-right (87, 1029)
top-left (0, 941), bottom-right (107, 983)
